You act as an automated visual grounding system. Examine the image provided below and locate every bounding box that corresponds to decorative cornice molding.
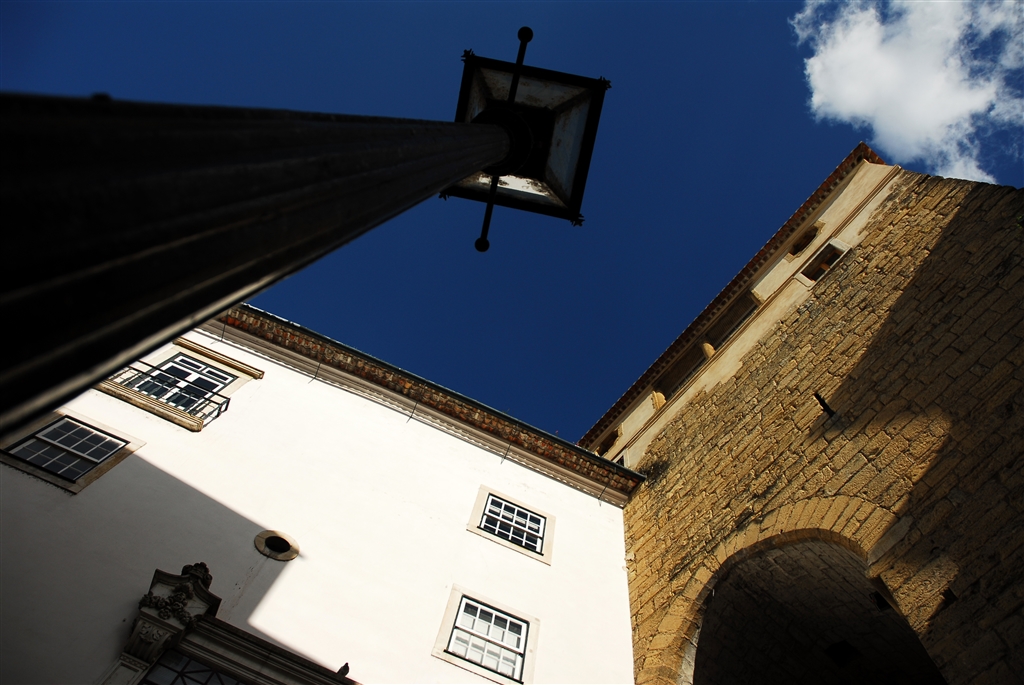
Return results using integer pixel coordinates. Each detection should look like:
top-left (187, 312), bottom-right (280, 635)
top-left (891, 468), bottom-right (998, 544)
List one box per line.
top-left (104, 562), bottom-right (355, 685)
top-left (181, 616), bottom-right (360, 685)
top-left (174, 337), bottom-right (265, 379)
top-left (198, 307), bottom-right (645, 504)
top-left (579, 143), bottom-right (887, 448)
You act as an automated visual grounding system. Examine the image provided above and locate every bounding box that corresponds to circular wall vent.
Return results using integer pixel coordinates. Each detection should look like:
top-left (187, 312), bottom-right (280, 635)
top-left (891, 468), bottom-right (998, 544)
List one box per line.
top-left (254, 530), bottom-right (300, 561)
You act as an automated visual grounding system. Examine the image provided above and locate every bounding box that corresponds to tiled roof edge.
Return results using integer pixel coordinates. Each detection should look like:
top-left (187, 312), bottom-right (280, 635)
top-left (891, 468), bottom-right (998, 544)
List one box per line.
top-left (579, 143), bottom-right (886, 448)
top-left (216, 304), bottom-right (646, 497)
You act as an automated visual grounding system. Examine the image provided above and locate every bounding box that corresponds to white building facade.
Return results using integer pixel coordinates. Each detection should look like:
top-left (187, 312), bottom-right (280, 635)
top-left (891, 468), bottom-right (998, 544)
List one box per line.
top-left (1, 305), bottom-right (642, 685)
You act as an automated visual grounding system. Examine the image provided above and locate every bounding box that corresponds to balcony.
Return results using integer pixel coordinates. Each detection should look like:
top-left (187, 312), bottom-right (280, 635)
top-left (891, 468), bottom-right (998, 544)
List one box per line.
top-left (98, 360), bottom-right (231, 431)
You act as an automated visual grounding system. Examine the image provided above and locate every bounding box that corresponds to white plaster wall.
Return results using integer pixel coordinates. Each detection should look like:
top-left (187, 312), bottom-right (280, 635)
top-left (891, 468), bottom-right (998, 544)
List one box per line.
top-left (0, 328), bottom-right (634, 685)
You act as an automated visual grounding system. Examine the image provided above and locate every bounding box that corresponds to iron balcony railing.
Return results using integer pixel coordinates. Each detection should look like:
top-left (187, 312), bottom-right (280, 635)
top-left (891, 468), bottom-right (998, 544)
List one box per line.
top-left (107, 360), bottom-right (231, 425)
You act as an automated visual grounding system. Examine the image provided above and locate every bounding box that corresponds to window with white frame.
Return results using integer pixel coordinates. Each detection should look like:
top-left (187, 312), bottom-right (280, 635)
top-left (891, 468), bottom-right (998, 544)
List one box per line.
top-left (480, 494), bottom-right (546, 554)
top-left (6, 417), bottom-right (126, 482)
top-left (126, 354), bottom-right (237, 415)
top-left (99, 339), bottom-right (263, 432)
top-left (466, 488), bottom-right (555, 564)
top-left (447, 597), bottom-right (529, 682)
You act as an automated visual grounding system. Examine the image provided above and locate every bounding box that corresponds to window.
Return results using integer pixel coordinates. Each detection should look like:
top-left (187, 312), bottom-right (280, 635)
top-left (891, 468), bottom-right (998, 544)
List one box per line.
top-left (467, 487), bottom-right (556, 564)
top-left (433, 586), bottom-right (539, 685)
top-left (7, 417), bottom-right (125, 482)
top-left (98, 339), bottom-right (261, 432)
top-left (448, 597), bottom-right (528, 682)
top-left (134, 354), bottom-right (235, 411)
top-left (704, 292), bottom-right (759, 349)
top-left (654, 345), bottom-right (706, 400)
top-left (789, 223), bottom-right (820, 256)
top-left (802, 241), bottom-right (850, 283)
top-left (480, 494), bottom-right (546, 554)
top-left (116, 354), bottom-right (235, 418)
top-left (141, 650), bottom-right (244, 685)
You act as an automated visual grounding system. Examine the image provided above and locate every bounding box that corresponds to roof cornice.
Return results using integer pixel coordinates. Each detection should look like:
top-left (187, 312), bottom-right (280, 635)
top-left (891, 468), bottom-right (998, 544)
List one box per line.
top-left (208, 304), bottom-right (645, 504)
top-left (579, 143), bottom-right (886, 448)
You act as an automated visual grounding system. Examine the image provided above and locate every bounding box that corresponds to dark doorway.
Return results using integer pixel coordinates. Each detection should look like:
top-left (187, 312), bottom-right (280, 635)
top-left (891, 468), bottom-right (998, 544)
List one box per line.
top-left (693, 539), bottom-right (946, 684)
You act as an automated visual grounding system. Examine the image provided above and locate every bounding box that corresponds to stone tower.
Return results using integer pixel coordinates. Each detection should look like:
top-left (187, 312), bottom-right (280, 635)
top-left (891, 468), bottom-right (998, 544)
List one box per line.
top-left (580, 144), bottom-right (1023, 685)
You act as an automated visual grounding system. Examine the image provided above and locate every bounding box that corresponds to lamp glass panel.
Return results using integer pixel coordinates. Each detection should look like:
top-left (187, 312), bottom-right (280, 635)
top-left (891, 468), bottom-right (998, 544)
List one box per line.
top-left (452, 55), bottom-right (606, 219)
top-left (474, 68), bottom-right (587, 111)
top-left (455, 171), bottom-right (565, 208)
top-left (546, 97), bottom-right (591, 199)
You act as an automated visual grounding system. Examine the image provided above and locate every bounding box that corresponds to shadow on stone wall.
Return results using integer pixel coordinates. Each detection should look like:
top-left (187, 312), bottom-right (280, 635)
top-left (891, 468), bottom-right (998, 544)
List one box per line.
top-left (693, 539), bottom-right (946, 685)
top-left (625, 177), bottom-right (1023, 685)
top-left (803, 180), bottom-right (1023, 684)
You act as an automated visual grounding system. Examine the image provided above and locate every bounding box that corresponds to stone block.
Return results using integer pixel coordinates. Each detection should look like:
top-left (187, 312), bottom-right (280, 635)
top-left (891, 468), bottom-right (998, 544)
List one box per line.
top-left (619, 171), bottom-right (1023, 684)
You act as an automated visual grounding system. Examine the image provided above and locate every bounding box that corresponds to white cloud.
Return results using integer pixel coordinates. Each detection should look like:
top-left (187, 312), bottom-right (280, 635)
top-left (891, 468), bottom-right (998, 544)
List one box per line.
top-left (792, 1), bottom-right (1023, 183)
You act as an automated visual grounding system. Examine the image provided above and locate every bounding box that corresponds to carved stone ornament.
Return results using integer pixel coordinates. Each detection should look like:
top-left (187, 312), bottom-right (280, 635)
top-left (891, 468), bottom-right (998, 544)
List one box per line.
top-left (123, 617), bottom-right (173, 665)
top-left (181, 561), bottom-right (214, 589)
top-left (124, 562), bottom-right (222, 663)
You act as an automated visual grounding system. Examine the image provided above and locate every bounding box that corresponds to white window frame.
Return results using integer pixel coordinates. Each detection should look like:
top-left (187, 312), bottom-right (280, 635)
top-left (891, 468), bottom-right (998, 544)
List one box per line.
top-left (129, 353), bottom-right (237, 413)
top-left (467, 486), bottom-right (556, 565)
top-left (432, 585), bottom-right (539, 685)
top-left (97, 338), bottom-right (262, 432)
top-left (0, 410), bottom-right (144, 493)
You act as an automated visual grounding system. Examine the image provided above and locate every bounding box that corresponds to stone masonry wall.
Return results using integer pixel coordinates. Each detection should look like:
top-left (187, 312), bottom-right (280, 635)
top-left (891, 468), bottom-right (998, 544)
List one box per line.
top-left (624, 171), bottom-right (1023, 685)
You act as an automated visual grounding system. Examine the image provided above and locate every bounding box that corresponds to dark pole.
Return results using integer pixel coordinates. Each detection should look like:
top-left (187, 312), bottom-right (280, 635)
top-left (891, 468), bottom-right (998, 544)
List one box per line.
top-left (473, 25), bottom-right (533, 253)
top-left (0, 93), bottom-right (511, 433)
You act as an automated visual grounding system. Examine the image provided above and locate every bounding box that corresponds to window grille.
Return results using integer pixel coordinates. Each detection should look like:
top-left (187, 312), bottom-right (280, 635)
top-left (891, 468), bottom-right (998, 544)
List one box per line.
top-left (480, 494), bottom-right (546, 553)
top-left (447, 597), bottom-right (528, 682)
top-left (141, 649), bottom-right (245, 685)
top-left (8, 417), bottom-right (125, 481)
top-left (109, 354), bottom-right (235, 423)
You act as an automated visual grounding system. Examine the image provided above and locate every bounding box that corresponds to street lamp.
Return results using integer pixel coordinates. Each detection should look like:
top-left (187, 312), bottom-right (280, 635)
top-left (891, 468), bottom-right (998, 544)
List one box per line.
top-left (444, 28), bottom-right (610, 250)
top-left (0, 27), bottom-right (609, 434)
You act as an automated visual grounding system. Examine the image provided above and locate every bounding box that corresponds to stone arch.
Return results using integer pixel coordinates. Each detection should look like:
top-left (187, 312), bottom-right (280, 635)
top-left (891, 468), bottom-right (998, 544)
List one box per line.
top-left (637, 496), bottom-right (914, 685)
top-left (690, 537), bottom-right (946, 684)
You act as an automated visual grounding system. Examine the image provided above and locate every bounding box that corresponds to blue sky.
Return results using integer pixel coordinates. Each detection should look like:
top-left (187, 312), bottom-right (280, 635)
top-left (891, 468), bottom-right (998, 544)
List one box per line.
top-left (3, 1), bottom-right (1021, 442)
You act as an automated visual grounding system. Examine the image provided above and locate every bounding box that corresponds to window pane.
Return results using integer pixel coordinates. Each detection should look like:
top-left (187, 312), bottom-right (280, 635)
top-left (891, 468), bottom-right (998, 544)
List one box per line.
top-left (136, 372), bottom-right (177, 398)
top-left (141, 651), bottom-right (240, 685)
top-left (450, 596), bottom-right (528, 681)
top-left (205, 368), bottom-right (234, 383)
top-left (482, 644), bottom-right (500, 671)
top-left (141, 665), bottom-right (177, 685)
top-left (10, 418), bottom-right (125, 481)
top-left (468, 636), bottom-right (486, 663)
top-left (192, 378), bottom-right (218, 392)
top-left (176, 357), bottom-right (204, 371)
top-left (126, 355), bottom-right (237, 418)
top-left (450, 631), bottom-right (470, 657)
top-left (479, 495), bottom-right (546, 554)
top-left (38, 419), bottom-right (125, 462)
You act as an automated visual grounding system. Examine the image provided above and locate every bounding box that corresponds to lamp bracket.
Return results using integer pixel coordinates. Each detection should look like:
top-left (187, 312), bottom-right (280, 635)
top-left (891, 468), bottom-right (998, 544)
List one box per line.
top-left (474, 26), bottom-right (533, 253)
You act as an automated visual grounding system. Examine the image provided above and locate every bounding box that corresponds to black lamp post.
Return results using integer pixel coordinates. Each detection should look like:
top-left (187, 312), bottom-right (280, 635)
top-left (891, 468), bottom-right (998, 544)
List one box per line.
top-left (0, 27), bottom-right (608, 434)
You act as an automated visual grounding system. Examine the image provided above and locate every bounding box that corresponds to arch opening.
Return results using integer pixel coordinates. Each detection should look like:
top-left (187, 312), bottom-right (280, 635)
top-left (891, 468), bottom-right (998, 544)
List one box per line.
top-left (692, 539), bottom-right (946, 685)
